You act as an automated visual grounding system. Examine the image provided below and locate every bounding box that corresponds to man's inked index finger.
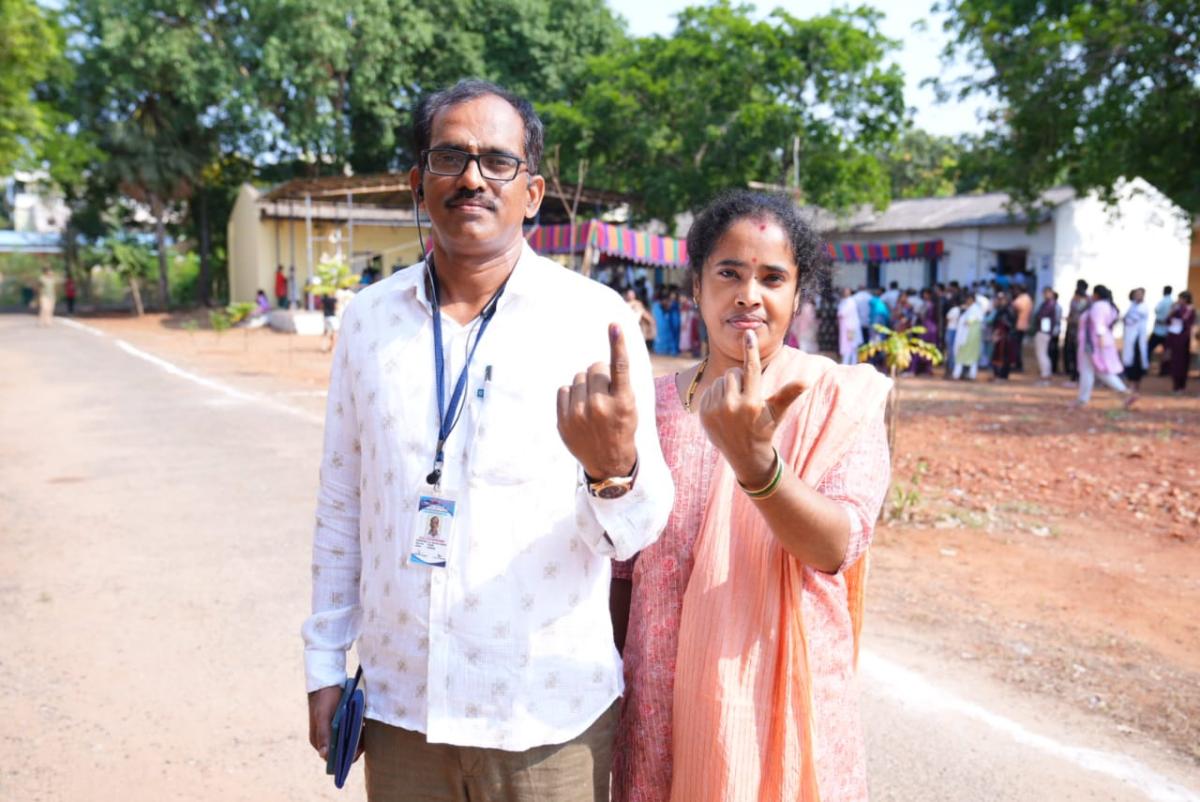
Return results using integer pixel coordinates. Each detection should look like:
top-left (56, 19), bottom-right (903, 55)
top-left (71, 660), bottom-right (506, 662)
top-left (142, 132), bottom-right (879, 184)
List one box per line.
top-left (743, 329), bottom-right (762, 396)
top-left (608, 323), bottom-right (631, 395)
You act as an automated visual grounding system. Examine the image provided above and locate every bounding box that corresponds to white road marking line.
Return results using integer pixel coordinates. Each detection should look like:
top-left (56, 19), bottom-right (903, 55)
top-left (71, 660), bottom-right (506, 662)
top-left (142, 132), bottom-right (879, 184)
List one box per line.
top-left (861, 650), bottom-right (1200, 802)
top-left (57, 318), bottom-right (107, 337)
top-left (112, 338), bottom-right (323, 425)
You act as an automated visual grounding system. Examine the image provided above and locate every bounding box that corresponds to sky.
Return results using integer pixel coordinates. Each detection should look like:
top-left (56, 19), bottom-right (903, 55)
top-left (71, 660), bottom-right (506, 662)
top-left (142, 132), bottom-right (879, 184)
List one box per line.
top-left (604, 0), bottom-right (993, 137)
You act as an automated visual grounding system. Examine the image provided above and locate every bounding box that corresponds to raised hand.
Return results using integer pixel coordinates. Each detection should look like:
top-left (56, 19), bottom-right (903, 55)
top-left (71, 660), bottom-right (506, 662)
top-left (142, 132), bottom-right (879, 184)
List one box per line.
top-left (557, 323), bottom-right (639, 479)
top-left (699, 329), bottom-right (806, 487)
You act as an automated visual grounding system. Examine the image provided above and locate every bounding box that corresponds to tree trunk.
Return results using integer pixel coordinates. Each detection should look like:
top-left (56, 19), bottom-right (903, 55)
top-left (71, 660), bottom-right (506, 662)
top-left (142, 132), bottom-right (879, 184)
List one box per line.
top-left (197, 188), bottom-right (212, 307)
top-left (130, 277), bottom-right (145, 317)
top-left (152, 194), bottom-right (170, 310)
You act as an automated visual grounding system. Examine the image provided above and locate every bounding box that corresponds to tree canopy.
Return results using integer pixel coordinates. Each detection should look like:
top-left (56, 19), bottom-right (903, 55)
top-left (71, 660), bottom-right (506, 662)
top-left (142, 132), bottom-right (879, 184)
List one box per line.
top-left (544, 1), bottom-right (906, 222)
top-left (0, 0), bottom-right (64, 175)
top-left (21, 0), bottom-right (943, 304)
top-left (936, 0), bottom-right (1200, 213)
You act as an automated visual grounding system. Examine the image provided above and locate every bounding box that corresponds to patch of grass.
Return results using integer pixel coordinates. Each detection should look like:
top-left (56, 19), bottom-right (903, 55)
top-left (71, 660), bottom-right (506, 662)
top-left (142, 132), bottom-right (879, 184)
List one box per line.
top-left (1000, 500), bottom-right (1048, 516)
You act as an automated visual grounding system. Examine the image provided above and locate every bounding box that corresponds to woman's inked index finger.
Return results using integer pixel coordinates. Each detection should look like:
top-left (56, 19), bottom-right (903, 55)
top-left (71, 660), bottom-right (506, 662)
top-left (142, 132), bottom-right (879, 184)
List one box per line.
top-left (743, 329), bottom-right (762, 396)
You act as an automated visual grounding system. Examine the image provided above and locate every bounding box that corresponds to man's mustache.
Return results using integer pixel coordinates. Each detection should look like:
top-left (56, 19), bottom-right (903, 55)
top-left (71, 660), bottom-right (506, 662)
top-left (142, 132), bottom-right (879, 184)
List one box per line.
top-left (446, 189), bottom-right (495, 210)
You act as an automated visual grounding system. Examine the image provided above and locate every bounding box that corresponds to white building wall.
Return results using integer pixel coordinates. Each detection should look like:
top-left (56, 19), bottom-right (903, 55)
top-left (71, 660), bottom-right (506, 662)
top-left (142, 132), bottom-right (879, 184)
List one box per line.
top-left (1050, 178), bottom-right (1191, 316)
top-left (938, 224), bottom-right (1057, 289)
top-left (832, 223), bottom-right (1056, 290)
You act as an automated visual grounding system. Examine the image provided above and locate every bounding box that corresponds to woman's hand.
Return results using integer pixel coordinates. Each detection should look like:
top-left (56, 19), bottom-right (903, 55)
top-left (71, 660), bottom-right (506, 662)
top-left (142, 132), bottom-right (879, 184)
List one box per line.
top-left (699, 330), bottom-right (806, 488)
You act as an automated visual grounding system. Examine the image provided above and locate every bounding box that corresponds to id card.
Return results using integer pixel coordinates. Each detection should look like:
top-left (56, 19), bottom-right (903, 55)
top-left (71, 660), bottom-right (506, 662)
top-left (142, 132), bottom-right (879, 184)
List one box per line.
top-left (409, 492), bottom-right (457, 568)
top-left (1040, 317), bottom-right (1051, 334)
top-left (1169, 319), bottom-right (1184, 335)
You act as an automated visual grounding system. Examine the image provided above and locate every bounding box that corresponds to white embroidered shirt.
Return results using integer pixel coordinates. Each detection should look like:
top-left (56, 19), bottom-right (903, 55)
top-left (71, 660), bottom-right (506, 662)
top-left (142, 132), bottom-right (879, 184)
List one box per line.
top-left (302, 244), bottom-right (673, 751)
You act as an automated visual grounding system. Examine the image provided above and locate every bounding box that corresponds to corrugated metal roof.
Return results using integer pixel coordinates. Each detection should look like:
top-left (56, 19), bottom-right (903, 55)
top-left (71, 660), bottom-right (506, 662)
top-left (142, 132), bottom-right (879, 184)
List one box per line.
top-left (0, 230), bottom-right (62, 254)
top-left (805, 187), bottom-right (1076, 235)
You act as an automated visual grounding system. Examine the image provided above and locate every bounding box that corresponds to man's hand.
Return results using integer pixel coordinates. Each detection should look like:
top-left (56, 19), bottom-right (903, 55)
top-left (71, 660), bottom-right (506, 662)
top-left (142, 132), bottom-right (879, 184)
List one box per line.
top-left (557, 323), bottom-right (638, 480)
top-left (698, 329), bottom-right (806, 488)
top-left (308, 685), bottom-right (343, 760)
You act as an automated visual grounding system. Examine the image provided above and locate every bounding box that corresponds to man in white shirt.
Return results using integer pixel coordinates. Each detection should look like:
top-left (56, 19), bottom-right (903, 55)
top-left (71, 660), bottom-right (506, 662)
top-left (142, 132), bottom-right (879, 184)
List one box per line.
top-left (851, 285), bottom-right (873, 346)
top-left (881, 280), bottom-right (900, 310)
top-left (303, 80), bottom-right (673, 801)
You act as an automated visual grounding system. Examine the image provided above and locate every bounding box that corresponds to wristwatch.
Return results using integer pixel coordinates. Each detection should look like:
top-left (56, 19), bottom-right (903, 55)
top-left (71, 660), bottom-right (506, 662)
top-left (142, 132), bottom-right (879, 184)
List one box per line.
top-left (586, 459), bottom-right (639, 500)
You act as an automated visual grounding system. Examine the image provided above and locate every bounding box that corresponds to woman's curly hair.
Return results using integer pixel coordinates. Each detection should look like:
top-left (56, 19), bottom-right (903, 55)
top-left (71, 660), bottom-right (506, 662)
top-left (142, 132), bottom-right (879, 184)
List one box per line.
top-left (685, 190), bottom-right (832, 301)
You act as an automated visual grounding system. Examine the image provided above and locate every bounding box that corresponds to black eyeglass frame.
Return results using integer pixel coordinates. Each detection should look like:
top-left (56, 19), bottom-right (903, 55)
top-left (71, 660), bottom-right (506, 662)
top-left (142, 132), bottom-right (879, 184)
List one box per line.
top-left (420, 148), bottom-right (527, 182)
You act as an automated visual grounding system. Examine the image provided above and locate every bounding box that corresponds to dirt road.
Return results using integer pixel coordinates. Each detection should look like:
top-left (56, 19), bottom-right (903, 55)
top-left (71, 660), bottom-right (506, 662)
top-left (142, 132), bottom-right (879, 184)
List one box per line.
top-left (1, 314), bottom-right (1197, 801)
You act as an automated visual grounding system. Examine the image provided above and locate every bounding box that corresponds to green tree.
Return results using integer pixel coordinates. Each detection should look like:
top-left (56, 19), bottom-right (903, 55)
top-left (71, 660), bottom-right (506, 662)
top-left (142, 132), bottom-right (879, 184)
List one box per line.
top-left (880, 127), bottom-right (963, 199)
top-left (247, 0), bottom-right (625, 175)
top-left (544, 1), bottom-right (906, 222)
top-left (0, 0), bottom-right (63, 174)
top-left (936, 0), bottom-right (1200, 213)
top-left (65, 0), bottom-right (255, 307)
top-left (101, 238), bottom-right (156, 316)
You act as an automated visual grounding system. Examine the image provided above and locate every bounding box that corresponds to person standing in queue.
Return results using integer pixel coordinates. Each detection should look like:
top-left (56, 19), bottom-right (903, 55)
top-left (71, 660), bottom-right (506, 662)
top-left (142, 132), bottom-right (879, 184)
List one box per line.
top-left (302, 79), bottom-right (672, 802)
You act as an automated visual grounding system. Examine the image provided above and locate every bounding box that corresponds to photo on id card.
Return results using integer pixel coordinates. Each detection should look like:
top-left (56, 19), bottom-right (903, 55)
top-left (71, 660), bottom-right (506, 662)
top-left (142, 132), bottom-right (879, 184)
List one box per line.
top-left (410, 494), bottom-right (456, 567)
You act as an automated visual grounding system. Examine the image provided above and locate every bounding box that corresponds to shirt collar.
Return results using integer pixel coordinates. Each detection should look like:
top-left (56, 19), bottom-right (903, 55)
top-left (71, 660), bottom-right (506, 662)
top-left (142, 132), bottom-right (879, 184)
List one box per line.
top-left (409, 238), bottom-right (540, 313)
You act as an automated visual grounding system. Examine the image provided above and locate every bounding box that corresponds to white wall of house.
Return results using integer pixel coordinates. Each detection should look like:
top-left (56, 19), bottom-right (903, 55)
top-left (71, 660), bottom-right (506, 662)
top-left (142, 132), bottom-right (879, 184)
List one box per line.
top-left (1050, 179), bottom-right (1191, 315)
top-left (938, 224), bottom-right (1057, 288)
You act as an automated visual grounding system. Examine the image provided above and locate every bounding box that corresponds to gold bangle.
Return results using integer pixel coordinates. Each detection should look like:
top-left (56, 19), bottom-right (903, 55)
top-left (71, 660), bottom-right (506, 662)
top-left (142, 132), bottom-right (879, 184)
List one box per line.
top-left (739, 449), bottom-right (783, 498)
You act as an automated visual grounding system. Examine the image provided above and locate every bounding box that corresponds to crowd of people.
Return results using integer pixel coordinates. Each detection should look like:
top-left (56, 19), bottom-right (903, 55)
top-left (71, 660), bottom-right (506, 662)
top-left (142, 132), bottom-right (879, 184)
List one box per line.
top-left (627, 274), bottom-right (1198, 406)
top-left (838, 279), bottom-right (1195, 405)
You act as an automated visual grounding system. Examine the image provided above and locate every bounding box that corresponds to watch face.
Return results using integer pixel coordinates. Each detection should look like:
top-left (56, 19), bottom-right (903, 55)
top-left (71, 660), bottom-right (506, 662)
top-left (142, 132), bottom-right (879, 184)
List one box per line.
top-left (597, 483), bottom-right (630, 500)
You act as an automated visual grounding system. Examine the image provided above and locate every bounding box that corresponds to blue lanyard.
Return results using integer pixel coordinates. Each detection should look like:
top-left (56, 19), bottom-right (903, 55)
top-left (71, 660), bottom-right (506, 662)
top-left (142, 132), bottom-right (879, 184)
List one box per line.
top-left (425, 257), bottom-right (506, 487)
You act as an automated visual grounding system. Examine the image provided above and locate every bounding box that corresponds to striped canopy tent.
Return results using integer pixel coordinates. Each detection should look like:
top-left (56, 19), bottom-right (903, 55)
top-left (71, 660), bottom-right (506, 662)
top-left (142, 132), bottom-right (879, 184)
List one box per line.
top-left (825, 239), bottom-right (943, 263)
top-left (525, 221), bottom-right (688, 269)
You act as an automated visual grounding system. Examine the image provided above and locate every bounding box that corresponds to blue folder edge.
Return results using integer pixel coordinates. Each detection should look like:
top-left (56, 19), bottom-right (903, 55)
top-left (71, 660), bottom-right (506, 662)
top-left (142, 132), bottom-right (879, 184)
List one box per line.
top-left (325, 666), bottom-right (365, 789)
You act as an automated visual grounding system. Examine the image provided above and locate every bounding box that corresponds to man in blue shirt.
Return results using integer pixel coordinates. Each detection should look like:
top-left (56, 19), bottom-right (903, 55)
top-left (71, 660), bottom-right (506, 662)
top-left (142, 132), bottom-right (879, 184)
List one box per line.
top-left (1149, 285), bottom-right (1174, 376)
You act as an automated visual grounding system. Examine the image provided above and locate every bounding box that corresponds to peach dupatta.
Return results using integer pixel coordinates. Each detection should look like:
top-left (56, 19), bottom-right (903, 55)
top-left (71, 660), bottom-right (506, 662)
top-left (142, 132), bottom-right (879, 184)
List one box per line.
top-left (669, 347), bottom-right (891, 802)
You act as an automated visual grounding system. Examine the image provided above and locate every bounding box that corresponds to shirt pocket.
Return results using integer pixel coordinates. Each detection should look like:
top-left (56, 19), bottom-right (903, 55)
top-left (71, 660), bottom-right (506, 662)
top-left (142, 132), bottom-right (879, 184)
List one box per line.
top-left (468, 364), bottom-right (568, 485)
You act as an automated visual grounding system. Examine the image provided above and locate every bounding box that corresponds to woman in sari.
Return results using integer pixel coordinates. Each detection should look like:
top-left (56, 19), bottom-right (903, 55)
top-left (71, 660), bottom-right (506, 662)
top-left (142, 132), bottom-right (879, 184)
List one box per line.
top-left (611, 191), bottom-right (892, 802)
top-left (951, 293), bottom-right (984, 380)
top-left (1165, 290), bottom-right (1195, 393)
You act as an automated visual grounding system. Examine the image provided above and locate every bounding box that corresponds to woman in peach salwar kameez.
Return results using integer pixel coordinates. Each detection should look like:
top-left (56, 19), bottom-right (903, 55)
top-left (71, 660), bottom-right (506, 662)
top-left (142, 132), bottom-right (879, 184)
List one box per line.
top-left (612, 192), bottom-right (892, 802)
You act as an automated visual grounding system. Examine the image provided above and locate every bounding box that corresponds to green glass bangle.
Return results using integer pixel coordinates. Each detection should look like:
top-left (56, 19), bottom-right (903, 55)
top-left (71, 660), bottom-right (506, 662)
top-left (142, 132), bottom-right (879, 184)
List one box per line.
top-left (740, 448), bottom-right (783, 499)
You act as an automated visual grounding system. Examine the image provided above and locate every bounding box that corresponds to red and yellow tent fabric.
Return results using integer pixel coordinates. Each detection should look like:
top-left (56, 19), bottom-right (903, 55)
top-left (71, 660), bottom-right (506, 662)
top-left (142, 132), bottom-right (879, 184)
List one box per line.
top-left (824, 240), bottom-right (943, 263)
top-left (524, 222), bottom-right (940, 268)
top-left (525, 222), bottom-right (688, 268)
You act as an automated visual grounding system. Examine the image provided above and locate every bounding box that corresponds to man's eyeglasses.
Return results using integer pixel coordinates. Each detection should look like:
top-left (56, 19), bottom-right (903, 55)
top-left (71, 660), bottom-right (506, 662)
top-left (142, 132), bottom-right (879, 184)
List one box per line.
top-left (421, 148), bottom-right (526, 182)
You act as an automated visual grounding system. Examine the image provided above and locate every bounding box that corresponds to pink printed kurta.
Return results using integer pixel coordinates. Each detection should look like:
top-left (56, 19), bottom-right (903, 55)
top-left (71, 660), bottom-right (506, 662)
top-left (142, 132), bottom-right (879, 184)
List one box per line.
top-left (612, 373), bottom-right (891, 802)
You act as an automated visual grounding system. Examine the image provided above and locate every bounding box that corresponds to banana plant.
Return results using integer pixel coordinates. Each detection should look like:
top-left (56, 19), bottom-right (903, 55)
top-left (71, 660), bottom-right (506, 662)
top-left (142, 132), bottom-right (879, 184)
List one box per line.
top-left (858, 324), bottom-right (944, 457)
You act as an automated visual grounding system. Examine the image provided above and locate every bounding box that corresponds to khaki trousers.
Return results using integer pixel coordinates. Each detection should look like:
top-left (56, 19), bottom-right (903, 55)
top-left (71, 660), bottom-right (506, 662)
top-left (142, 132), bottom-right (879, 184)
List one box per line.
top-left (363, 701), bottom-right (618, 802)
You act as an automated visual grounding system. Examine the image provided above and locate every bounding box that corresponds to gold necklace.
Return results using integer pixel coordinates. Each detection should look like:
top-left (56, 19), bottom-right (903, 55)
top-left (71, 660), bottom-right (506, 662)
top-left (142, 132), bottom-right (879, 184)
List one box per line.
top-left (683, 359), bottom-right (708, 412)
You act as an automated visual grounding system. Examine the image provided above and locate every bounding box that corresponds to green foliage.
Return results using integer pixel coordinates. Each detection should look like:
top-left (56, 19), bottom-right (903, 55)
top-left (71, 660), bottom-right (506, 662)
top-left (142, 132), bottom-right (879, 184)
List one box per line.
top-left (0, 0), bottom-right (64, 174)
top-left (936, 0), bottom-right (1200, 213)
top-left (0, 252), bottom-right (51, 306)
top-left (886, 459), bottom-right (928, 524)
top-left (858, 324), bottom-right (944, 374)
top-left (247, 0), bottom-right (625, 174)
top-left (209, 309), bottom-right (232, 334)
top-left (880, 128), bottom-right (963, 199)
top-left (544, 1), bottom-right (905, 222)
top-left (102, 239), bottom-right (156, 282)
top-left (225, 301), bottom-right (255, 325)
top-left (169, 251), bottom-right (200, 307)
top-left (311, 257), bottom-right (360, 297)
